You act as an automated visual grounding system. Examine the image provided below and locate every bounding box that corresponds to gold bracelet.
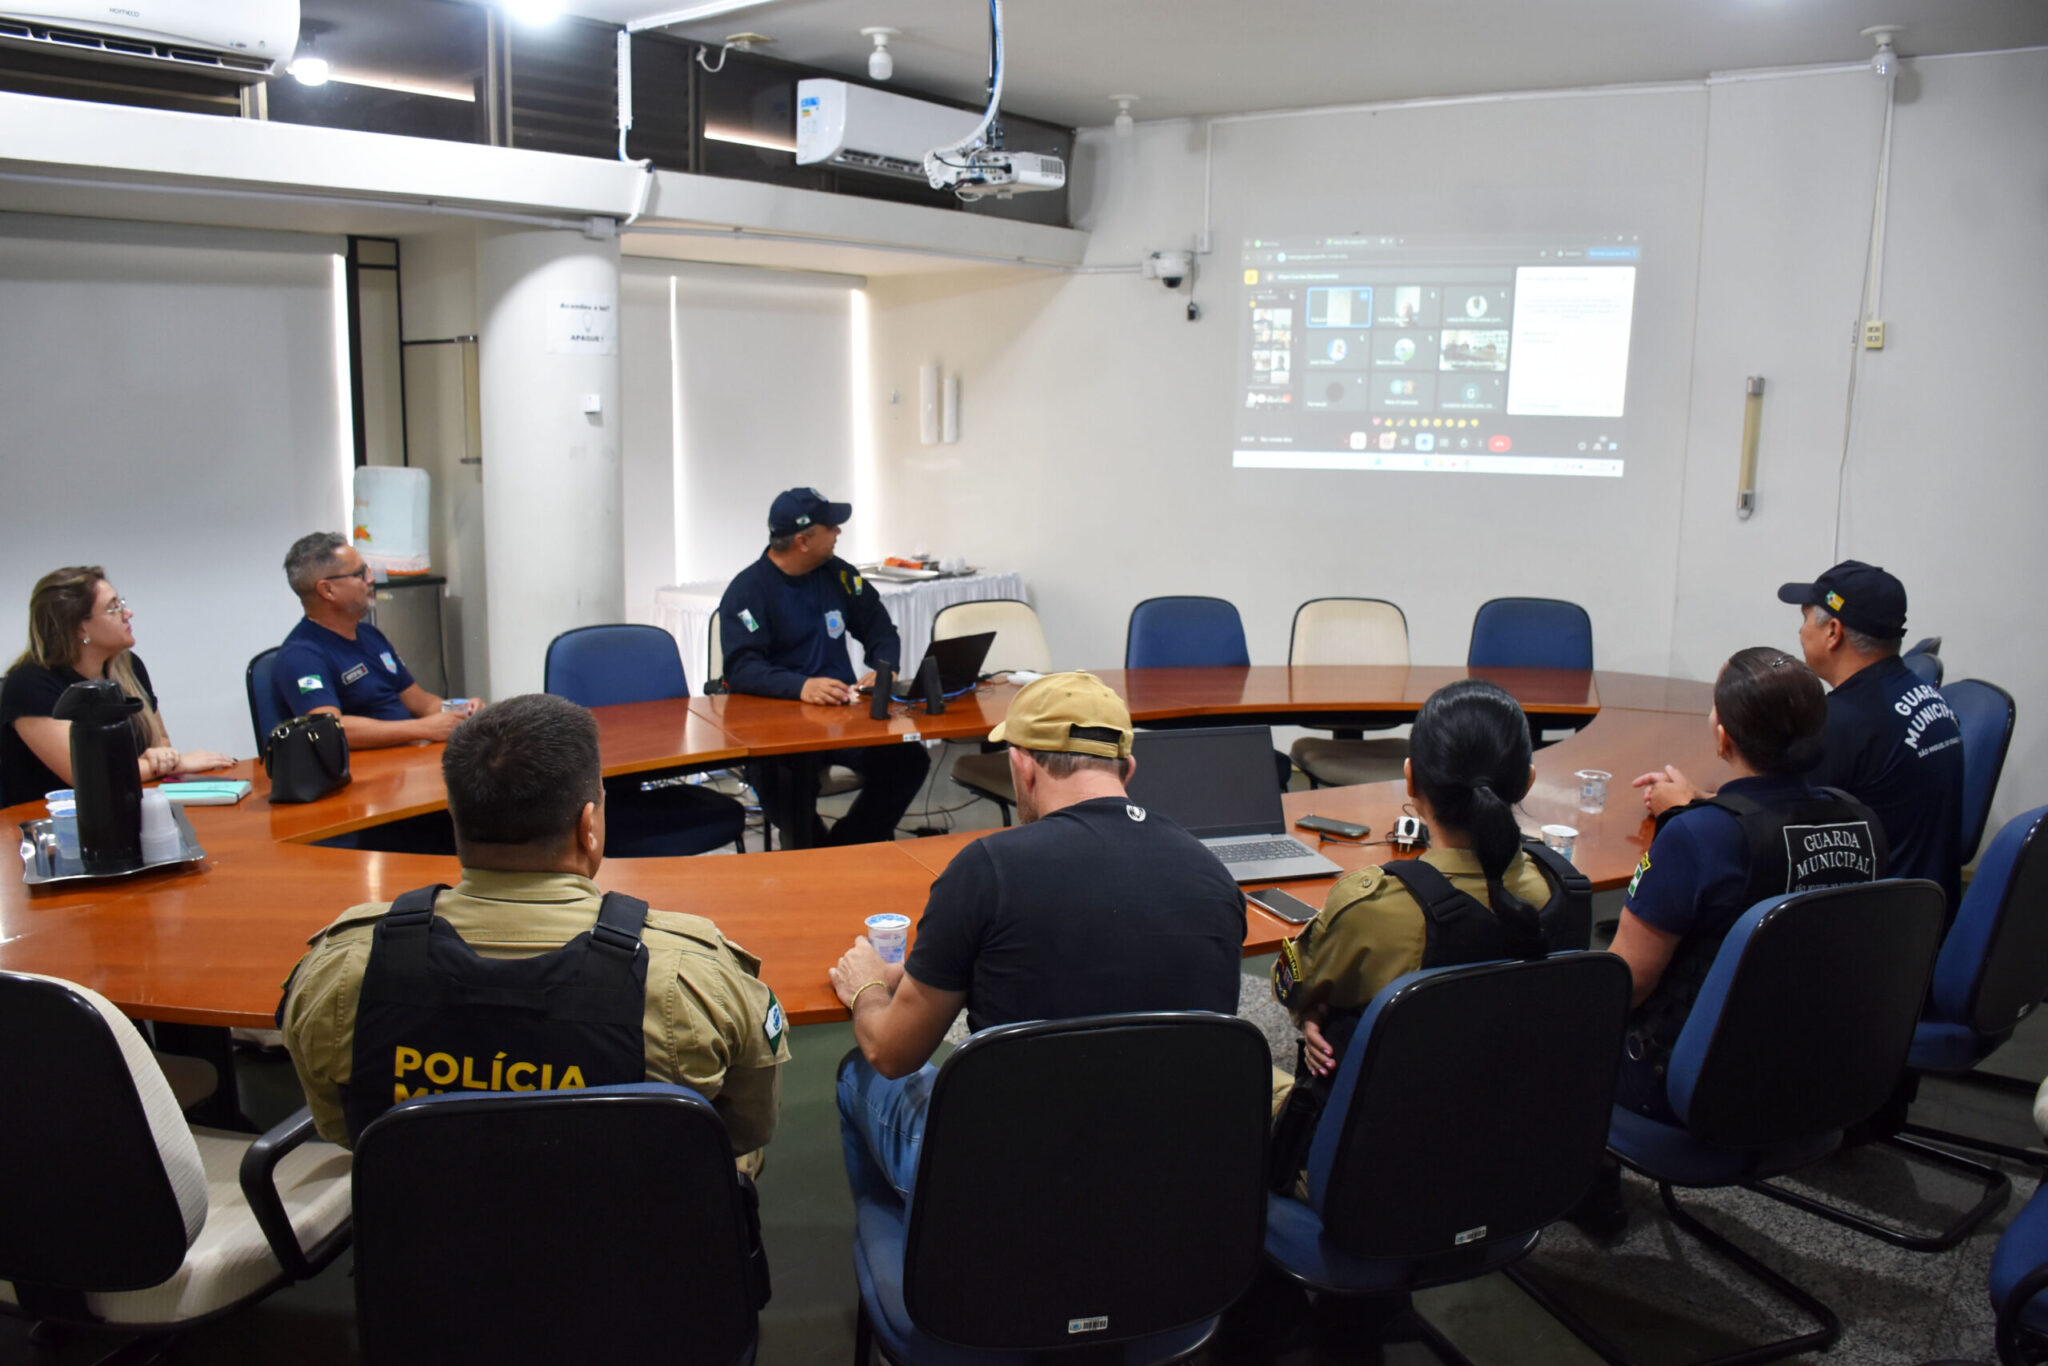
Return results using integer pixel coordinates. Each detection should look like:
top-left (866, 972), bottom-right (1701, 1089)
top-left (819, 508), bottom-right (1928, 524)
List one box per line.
top-left (848, 979), bottom-right (888, 1010)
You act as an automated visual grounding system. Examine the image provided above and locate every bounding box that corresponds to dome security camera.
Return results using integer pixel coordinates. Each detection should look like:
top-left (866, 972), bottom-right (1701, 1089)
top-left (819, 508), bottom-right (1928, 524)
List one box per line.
top-left (1144, 250), bottom-right (1193, 290)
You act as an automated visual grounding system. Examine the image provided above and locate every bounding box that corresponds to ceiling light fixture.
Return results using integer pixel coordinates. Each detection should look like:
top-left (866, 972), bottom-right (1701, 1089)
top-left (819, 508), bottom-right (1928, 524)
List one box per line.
top-left (1111, 94), bottom-right (1138, 137)
top-left (1862, 24), bottom-right (1902, 80)
top-left (862, 27), bottom-right (898, 82)
top-left (288, 28), bottom-right (328, 86)
top-left (505, 0), bottom-right (565, 23)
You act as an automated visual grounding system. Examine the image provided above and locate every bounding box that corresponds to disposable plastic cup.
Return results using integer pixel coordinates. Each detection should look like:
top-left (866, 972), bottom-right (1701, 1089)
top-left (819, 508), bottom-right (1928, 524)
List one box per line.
top-left (1576, 769), bottom-right (1612, 815)
top-left (139, 788), bottom-right (181, 864)
top-left (1541, 824), bottom-right (1579, 861)
top-left (46, 791), bottom-right (79, 860)
top-left (865, 913), bottom-right (911, 964)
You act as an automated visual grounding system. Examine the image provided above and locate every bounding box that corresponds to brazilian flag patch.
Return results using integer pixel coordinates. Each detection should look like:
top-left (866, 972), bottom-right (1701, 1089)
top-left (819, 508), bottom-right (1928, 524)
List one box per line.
top-left (1626, 852), bottom-right (1651, 901)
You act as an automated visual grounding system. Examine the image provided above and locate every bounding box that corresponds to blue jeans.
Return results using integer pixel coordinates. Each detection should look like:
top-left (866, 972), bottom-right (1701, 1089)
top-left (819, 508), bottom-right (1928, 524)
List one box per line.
top-left (836, 1050), bottom-right (938, 1205)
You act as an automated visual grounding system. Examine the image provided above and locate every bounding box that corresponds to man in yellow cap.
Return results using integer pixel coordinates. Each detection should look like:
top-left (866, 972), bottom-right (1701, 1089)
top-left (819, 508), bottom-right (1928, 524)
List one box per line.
top-left (827, 671), bottom-right (1246, 1199)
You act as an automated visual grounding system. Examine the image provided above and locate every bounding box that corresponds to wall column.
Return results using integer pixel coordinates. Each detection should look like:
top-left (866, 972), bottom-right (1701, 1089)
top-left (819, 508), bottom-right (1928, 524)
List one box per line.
top-left (475, 224), bottom-right (623, 698)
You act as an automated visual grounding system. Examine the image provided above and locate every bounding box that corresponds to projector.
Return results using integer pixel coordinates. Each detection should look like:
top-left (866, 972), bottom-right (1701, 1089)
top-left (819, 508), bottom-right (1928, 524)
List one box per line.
top-left (926, 149), bottom-right (1066, 200)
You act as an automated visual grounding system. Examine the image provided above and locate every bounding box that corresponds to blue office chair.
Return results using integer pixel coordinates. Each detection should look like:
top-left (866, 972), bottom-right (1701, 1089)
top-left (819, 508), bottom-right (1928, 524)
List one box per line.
top-left (1750, 812), bottom-right (2048, 1250)
top-left (1509, 880), bottom-right (1948, 1366)
top-left (1266, 954), bottom-right (1631, 1361)
top-left (1466, 597), bottom-right (1594, 670)
top-left (851, 1013), bottom-right (1270, 1365)
top-left (1903, 636), bottom-right (1945, 687)
top-left (1988, 1169), bottom-right (2048, 1366)
top-left (354, 1083), bottom-right (764, 1366)
top-left (1947, 679), bottom-right (2017, 864)
top-left (246, 646), bottom-right (283, 752)
top-left (1126, 596), bottom-right (1251, 669)
top-left (544, 625), bottom-right (747, 857)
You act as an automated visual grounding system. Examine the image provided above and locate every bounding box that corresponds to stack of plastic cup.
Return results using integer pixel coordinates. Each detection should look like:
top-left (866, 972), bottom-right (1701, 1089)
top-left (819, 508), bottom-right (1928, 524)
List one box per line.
top-left (139, 788), bottom-right (182, 864)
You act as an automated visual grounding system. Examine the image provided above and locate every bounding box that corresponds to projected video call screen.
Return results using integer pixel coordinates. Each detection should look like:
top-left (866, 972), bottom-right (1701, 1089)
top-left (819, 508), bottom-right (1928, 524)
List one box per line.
top-left (1233, 235), bottom-right (1640, 477)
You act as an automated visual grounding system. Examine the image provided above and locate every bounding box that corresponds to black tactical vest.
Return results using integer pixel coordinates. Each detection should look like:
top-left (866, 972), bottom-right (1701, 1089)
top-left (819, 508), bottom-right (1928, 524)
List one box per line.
top-left (1626, 788), bottom-right (1887, 1083)
top-left (340, 883), bottom-right (651, 1143)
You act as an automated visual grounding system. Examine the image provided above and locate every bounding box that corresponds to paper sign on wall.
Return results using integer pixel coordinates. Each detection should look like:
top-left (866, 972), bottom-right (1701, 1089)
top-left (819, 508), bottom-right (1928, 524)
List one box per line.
top-left (547, 295), bottom-right (617, 355)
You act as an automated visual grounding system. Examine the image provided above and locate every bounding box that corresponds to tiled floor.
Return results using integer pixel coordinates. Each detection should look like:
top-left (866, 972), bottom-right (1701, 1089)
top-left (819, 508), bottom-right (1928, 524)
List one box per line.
top-left (5, 751), bottom-right (2038, 1364)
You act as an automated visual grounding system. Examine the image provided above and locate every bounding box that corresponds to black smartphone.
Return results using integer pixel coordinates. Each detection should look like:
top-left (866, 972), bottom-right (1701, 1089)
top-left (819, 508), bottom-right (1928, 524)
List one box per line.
top-left (1295, 814), bottom-right (1370, 840)
top-left (1248, 888), bottom-right (1320, 924)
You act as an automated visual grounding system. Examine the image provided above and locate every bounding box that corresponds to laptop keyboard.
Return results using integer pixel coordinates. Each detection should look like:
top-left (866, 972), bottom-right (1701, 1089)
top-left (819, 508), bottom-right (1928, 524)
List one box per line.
top-left (1221, 838), bottom-right (1316, 863)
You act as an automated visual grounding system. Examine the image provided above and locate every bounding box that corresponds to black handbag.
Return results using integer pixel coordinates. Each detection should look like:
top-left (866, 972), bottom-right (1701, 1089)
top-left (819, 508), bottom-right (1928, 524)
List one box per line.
top-left (264, 713), bottom-right (352, 804)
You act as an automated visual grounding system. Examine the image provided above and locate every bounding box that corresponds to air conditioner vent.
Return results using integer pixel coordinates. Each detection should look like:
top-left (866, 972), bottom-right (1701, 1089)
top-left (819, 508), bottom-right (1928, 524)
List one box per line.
top-left (0, 2), bottom-right (295, 84)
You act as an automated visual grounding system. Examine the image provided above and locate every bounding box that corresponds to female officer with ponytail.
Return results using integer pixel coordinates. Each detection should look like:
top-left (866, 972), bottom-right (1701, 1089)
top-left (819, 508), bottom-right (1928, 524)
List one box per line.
top-left (1273, 679), bottom-right (1567, 1083)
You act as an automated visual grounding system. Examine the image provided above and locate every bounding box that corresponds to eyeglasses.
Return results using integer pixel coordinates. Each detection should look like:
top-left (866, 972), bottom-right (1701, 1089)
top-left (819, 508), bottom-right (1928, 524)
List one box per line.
top-left (102, 597), bottom-right (131, 617)
top-left (321, 566), bottom-right (373, 583)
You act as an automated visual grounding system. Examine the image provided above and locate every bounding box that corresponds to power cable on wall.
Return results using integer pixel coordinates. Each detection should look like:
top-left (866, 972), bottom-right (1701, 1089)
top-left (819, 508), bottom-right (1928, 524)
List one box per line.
top-left (1833, 68), bottom-right (1897, 561)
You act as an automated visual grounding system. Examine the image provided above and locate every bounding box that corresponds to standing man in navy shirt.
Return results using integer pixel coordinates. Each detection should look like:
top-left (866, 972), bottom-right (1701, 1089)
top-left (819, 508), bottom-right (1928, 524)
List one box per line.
top-left (1639, 561), bottom-right (1963, 914)
top-left (273, 531), bottom-right (475, 749)
top-left (717, 489), bottom-right (928, 847)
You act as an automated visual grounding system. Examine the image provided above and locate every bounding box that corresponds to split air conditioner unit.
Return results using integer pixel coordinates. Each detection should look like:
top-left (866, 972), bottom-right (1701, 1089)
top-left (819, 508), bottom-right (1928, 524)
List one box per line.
top-left (0, 0), bottom-right (300, 83)
top-left (795, 78), bottom-right (983, 181)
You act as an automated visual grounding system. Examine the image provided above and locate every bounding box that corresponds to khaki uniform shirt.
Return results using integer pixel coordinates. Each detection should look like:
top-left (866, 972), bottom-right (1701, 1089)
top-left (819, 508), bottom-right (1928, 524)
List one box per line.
top-left (1275, 848), bottom-right (1552, 1022)
top-left (280, 869), bottom-right (789, 1152)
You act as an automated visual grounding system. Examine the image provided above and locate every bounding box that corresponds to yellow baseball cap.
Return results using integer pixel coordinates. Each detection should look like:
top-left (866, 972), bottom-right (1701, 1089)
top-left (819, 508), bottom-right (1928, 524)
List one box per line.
top-left (989, 672), bottom-right (1134, 758)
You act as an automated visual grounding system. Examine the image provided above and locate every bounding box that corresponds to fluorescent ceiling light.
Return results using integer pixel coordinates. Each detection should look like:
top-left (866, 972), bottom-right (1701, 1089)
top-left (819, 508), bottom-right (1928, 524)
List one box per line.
top-left (505, 0), bottom-right (565, 24)
top-left (704, 126), bottom-right (795, 152)
top-left (626, 1), bottom-right (776, 33)
top-left (329, 71), bottom-right (478, 102)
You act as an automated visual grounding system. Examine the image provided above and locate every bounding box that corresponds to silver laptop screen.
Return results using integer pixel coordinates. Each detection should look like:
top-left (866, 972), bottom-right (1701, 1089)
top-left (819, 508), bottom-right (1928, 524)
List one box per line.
top-left (1125, 726), bottom-right (1285, 839)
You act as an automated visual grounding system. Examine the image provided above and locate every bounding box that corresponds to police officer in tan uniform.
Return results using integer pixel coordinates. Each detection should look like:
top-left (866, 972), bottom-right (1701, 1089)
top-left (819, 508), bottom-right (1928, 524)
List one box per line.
top-left (279, 693), bottom-right (787, 1164)
top-left (1268, 682), bottom-right (1585, 1186)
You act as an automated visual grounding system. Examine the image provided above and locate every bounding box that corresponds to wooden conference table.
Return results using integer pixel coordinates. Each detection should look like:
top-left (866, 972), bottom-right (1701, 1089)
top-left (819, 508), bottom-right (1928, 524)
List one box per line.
top-left (0, 667), bottom-right (1722, 1033)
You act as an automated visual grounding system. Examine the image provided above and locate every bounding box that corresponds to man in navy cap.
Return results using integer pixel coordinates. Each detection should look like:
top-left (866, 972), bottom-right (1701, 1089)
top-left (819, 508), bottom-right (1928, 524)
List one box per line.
top-left (1638, 560), bottom-right (1964, 913)
top-left (717, 489), bottom-right (929, 847)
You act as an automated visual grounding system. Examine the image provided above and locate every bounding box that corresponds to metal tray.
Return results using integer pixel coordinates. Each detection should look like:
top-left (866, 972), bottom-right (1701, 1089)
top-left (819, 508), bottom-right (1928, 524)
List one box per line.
top-left (19, 806), bottom-right (206, 887)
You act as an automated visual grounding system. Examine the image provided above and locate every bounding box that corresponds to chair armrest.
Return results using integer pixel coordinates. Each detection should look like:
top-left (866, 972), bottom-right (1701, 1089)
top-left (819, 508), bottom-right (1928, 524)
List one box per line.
top-left (237, 1106), bottom-right (323, 1281)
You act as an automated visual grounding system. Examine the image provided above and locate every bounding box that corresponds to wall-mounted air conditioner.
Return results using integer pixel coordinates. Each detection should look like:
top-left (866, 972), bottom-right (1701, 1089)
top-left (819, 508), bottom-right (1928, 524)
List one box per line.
top-left (794, 78), bottom-right (982, 181)
top-left (0, 0), bottom-right (299, 83)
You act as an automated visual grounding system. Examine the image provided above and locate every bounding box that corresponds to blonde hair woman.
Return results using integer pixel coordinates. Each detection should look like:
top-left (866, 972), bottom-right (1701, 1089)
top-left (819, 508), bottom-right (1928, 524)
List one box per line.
top-left (2, 566), bottom-right (233, 807)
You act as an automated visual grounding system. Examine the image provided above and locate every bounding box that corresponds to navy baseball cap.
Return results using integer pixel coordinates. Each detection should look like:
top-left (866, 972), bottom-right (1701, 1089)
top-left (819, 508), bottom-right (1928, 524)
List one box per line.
top-left (768, 487), bottom-right (852, 537)
top-left (1777, 560), bottom-right (1907, 639)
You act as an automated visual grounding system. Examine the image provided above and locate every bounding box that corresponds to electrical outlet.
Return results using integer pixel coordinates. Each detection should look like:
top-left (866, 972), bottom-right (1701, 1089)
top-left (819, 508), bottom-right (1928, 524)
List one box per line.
top-left (1863, 320), bottom-right (1886, 350)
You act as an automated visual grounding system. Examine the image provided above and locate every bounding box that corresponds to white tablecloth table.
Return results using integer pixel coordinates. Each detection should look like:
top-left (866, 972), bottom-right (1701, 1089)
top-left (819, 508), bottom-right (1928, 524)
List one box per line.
top-left (653, 570), bottom-right (1028, 696)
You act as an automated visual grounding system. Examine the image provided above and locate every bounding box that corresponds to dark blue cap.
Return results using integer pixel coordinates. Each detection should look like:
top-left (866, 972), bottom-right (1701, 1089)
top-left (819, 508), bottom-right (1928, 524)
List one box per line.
top-left (768, 487), bottom-right (852, 537)
top-left (1777, 560), bottom-right (1907, 639)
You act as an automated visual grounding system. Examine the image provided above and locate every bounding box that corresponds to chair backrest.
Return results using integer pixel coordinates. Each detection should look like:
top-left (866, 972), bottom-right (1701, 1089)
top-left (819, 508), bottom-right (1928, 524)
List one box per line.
top-left (247, 646), bottom-right (283, 750)
top-left (706, 611), bottom-right (725, 689)
top-left (1902, 648), bottom-right (1945, 687)
top-left (353, 1083), bottom-right (759, 1366)
top-left (1288, 598), bottom-right (1410, 667)
top-left (1467, 597), bottom-right (1594, 670)
top-left (543, 625), bottom-right (689, 708)
top-left (1930, 806), bottom-right (2048, 1038)
top-left (904, 1012), bottom-right (1269, 1352)
top-left (0, 972), bottom-right (207, 1300)
top-left (933, 599), bottom-right (1052, 674)
top-left (1126, 596), bottom-right (1251, 669)
top-left (1669, 880), bottom-right (1946, 1149)
top-left (1946, 679), bottom-right (2017, 863)
top-left (1307, 954), bottom-right (1631, 1259)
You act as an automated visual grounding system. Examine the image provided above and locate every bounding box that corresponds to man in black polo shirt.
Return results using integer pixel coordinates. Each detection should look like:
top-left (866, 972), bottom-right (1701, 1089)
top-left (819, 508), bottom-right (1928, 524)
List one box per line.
top-left (1638, 561), bottom-right (1964, 913)
top-left (717, 488), bottom-right (928, 847)
top-left (1780, 561), bottom-right (1964, 912)
top-left (826, 672), bottom-right (1246, 1199)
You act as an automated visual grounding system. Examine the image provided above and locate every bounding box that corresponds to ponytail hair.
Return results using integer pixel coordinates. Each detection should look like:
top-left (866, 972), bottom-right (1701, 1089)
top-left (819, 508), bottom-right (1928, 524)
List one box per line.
top-left (1408, 679), bottom-right (1544, 956)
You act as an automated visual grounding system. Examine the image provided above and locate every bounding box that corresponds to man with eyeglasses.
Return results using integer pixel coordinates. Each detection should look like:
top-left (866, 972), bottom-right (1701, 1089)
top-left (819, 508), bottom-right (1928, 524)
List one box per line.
top-left (273, 531), bottom-right (476, 749)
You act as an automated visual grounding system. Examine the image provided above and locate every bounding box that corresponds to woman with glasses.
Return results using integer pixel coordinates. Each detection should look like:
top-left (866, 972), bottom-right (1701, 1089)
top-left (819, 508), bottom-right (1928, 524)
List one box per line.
top-left (1, 566), bottom-right (234, 807)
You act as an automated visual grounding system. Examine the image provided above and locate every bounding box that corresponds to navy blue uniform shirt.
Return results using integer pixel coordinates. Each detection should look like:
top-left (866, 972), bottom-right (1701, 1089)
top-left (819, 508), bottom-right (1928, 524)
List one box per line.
top-left (717, 553), bottom-right (901, 699)
top-left (1624, 775), bottom-right (1826, 939)
top-left (274, 618), bottom-right (415, 723)
top-left (1810, 655), bottom-right (1964, 910)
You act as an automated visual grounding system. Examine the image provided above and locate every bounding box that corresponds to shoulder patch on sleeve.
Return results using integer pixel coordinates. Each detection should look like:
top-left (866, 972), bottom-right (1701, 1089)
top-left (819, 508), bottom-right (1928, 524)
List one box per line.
top-left (1272, 938), bottom-right (1304, 1006)
top-left (297, 674), bottom-right (325, 693)
top-left (1626, 852), bottom-right (1651, 900)
top-left (738, 608), bottom-right (760, 633)
top-left (762, 991), bottom-right (786, 1052)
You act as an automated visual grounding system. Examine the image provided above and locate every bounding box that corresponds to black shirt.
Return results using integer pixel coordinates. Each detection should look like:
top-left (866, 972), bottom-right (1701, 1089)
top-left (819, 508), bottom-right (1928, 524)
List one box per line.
top-left (1809, 655), bottom-right (1965, 911)
top-left (717, 553), bottom-right (902, 699)
top-left (0, 656), bottom-right (157, 809)
top-left (905, 796), bottom-right (1247, 1034)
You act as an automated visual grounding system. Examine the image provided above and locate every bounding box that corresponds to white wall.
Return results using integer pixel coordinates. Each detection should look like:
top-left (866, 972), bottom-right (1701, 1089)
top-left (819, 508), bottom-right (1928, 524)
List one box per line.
top-left (0, 213), bottom-right (348, 759)
top-left (865, 48), bottom-right (2048, 830)
top-left (866, 87), bottom-right (1711, 675)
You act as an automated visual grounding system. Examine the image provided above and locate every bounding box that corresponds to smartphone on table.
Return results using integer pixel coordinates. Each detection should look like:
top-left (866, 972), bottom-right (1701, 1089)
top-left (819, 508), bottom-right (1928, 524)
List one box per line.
top-left (1248, 887), bottom-right (1320, 924)
top-left (1295, 814), bottom-right (1370, 840)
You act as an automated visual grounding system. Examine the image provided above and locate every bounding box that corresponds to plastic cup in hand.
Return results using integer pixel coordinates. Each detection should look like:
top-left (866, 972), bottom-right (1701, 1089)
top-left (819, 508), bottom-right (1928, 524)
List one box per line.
top-left (1541, 824), bottom-right (1579, 861)
top-left (865, 913), bottom-right (911, 964)
top-left (1575, 769), bottom-right (1612, 815)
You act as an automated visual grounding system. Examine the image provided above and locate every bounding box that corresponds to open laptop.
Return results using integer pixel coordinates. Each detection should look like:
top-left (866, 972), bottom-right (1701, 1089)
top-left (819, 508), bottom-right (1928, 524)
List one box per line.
top-left (1125, 725), bottom-right (1344, 882)
top-left (866, 630), bottom-right (996, 700)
